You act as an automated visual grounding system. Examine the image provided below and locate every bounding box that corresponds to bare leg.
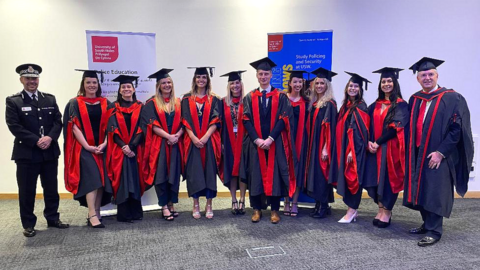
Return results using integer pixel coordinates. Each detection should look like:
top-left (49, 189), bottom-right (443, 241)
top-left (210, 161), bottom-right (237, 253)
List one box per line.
top-left (192, 198), bottom-right (200, 219)
top-left (290, 188), bottom-right (301, 216)
top-left (376, 202), bottom-right (384, 220)
top-left (206, 198), bottom-right (213, 219)
top-left (86, 189), bottom-right (100, 226)
top-left (95, 188), bottom-right (103, 219)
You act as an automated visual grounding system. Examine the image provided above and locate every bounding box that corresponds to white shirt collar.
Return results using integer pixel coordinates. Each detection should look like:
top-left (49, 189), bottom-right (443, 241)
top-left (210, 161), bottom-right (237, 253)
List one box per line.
top-left (422, 85), bottom-right (440, 93)
top-left (260, 85), bottom-right (272, 93)
top-left (24, 89), bottom-right (39, 99)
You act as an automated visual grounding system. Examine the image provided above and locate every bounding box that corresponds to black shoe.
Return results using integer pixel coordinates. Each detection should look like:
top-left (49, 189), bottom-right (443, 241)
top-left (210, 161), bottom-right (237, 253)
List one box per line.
top-left (417, 236), bottom-right (440, 247)
top-left (372, 218), bottom-right (379, 226)
top-left (238, 200), bottom-right (246, 215)
top-left (312, 206), bottom-right (331, 219)
top-left (377, 216), bottom-right (391, 228)
top-left (23, 227), bottom-right (36, 237)
top-left (162, 208), bottom-right (174, 221)
top-left (309, 202), bottom-right (321, 217)
top-left (409, 226), bottom-right (427, 234)
top-left (117, 218), bottom-right (133, 223)
top-left (47, 220), bottom-right (70, 229)
top-left (87, 215), bottom-right (106, 228)
top-left (231, 201), bottom-right (238, 215)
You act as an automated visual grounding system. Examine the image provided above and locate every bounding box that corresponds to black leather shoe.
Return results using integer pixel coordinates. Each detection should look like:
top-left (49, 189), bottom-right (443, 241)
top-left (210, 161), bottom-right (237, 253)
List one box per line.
top-left (23, 227), bottom-right (36, 237)
top-left (417, 236), bottom-right (440, 247)
top-left (47, 220), bottom-right (70, 229)
top-left (312, 206), bottom-right (331, 219)
top-left (372, 218), bottom-right (379, 226)
top-left (309, 202), bottom-right (321, 217)
top-left (409, 226), bottom-right (427, 234)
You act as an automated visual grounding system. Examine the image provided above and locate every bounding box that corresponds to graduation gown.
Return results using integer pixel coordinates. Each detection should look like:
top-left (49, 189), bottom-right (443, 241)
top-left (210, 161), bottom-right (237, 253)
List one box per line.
top-left (403, 87), bottom-right (473, 218)
top-left (106, 100), bottom-right (146, 205)
top-left (365, 99), bottom-right (409, 203)
top-left (290, 97), bottom-right (309, 189)
top-left (181, 94), bottom-right (222, 196)
top-left (220, 98), bottom-right (245, 187)
top-left (239, 88), bottom-right (296, 198)
top-left (141, 97), bottom-right (183, 197)
top-left (336, 101), bottom-right (370, 207)
top-left (305, 100), bottom-right (338, 203)
top-left (64, 97), bottom-right (113, 207)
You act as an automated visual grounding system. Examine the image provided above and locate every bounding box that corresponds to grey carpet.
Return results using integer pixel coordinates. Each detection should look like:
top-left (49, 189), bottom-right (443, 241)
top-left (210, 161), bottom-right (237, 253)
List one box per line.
top-left (1, 197), bottom-right (479, 270)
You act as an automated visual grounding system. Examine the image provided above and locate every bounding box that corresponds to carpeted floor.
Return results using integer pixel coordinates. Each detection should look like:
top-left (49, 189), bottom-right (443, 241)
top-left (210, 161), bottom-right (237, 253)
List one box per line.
top-left (1, 197), bottom-right (479, 270)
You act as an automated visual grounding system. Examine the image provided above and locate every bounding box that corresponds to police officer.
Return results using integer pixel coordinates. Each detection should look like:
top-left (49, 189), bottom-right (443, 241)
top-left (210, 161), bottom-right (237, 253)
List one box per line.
top-left (5, 64), bottom-right (69, 237)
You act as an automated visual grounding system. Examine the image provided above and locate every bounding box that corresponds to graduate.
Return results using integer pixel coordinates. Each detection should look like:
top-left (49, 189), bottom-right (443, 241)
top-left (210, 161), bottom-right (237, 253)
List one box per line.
top-left (106, 75), bottom-right (146, 223)
top-left (219, 70), bottom-right (247, 215)
top-left (240, 57), bottom-right (296, 224)
top-left (283, 70), bottom-right (309, 217)
top-left (64, 69), bottom-right (113, 228)
top-left (364, 67), bottom-right (409, 228)
top-left (304, 67), bottom-right (338, 219)
top-left (142, 69), bottom-right (184, 221)
top-left (336, 72), bottom-right (370, 224)
top-left (404, 57), bottom-right (473, 246)
top-left (181, 67), bottom-right (222, 219)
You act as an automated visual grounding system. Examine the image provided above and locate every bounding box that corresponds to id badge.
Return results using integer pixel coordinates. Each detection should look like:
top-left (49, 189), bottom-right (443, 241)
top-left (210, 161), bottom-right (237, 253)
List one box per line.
top-left (233, 126), bottom-right (238, 133)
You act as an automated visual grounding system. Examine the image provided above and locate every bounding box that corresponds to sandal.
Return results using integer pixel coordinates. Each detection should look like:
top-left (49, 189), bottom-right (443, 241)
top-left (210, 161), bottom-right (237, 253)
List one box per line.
top-left (192, 204), bottom-right (201, 219)
top-left (231, 201), bottom-right (238, 215)
top-left (283, 201), bottom-right (291, 216)
top-left (238, 200), bottom-right (246, 215)
top-left (87, 214), bottom-right (105, 228)
top-left (162, 207), bottom-right (174, 221)
top-left (290, 202), bottom-right (299, 217)
top-left (168, 203), bottom-right (179, 217)
top-left (205, 204), bottom-right (214, 219)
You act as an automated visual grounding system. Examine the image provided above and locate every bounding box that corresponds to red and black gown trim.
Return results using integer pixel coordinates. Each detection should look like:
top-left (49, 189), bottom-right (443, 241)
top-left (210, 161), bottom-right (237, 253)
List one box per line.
top-left (239, 88), bottom-right (296, 198)
top-left (335, 101), bottom-right (370, 209)
top-left (364, 98), bottom-right (409, 210)
top-left (141, 97), bottom-right (184, 205)
top-left (305, 100), bottom-right (338, 203)
top-left (290, 97), bottom-right (309, 190)
top-left (403, 87), bottom-right (473, 218)
top-left (181, 93), bottom-right (222, 197)
top-left (220, 98), bottom-right (245, 187)
top-left (64, 96), bottom-right (113, 207)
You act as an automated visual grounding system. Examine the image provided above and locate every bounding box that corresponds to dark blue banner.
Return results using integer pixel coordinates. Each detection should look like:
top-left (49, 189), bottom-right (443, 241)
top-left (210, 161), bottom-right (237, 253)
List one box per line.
top-left (268, 31), bottom-right (333, 92)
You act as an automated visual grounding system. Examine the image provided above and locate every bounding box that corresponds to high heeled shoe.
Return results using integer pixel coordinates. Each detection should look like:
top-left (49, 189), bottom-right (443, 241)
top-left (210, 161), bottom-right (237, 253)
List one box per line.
top-left (373, 206), bottom-right (383, 226)
top-left (290, 203), bottom-right (299, 217)
top-left (162, 208), bottom-right (174, 221)
top-left (377, 213), bottom-right (392, 228)
top-left (283, 202), bottom-right (291, 216)
top-left (231, 201), bottom-right (238, 215)
top-left (205, 204), bottom-right (214, 219)
top-left (238, 200), bottom-right (246, 215)
top-left (168, 203), bottom-right (179, 217)
top-left (338, 210), bottom-right (358, 223)
top-left (309, 202), bottom-right (321, 217)
top-left (192, 204), bottom-right (201, 220)
top-left (87, 215), bottom-right (105, 228)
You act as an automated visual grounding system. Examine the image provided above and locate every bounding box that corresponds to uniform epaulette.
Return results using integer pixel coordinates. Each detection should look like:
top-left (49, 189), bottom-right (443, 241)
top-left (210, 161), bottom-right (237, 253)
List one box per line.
top-left (8, 92), bottom-right (22, 98)
top-left (39, 91), bottom-right (54, 97)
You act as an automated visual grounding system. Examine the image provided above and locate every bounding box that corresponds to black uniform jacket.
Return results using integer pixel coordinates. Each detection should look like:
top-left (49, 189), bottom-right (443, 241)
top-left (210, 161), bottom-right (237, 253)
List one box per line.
top-left (6, 90), bottom-right (62, 161)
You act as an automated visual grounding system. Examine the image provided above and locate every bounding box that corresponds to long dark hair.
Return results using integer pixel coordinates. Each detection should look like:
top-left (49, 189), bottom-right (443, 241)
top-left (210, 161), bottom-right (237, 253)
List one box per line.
top-left (377, 76), bottom-right (402, 127)
top-left (77, 77), bottom-right (102, 97)
top-left (287, 76), bottom-right (310, 102)
top-left (116, 83), bottom-right (137, 102)
top-left (341, 79), bottom-right (365, 116)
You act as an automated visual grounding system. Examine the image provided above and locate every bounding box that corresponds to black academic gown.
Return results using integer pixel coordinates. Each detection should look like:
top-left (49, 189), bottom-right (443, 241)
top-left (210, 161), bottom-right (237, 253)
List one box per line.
top-left (403, 87), bottom-right (473, 218)
top-left (64, 97), bottom-right (113, 207)
top-left (305, 100), bottom-right (338, 203)
top-left (181, 94), bottom-right (222, 197)
top-left (290, 97), bottom-right (309, 190)
top-left (141, 97), bottom-right (183, 206)
top-left (364, 99), bottom-right (409, 210)
top-left (220, 98), bottom-right (245, 187)
top-left (335, 101), bottom-right (370, 209)
top-left (239, 88), bottom-right (296, 198)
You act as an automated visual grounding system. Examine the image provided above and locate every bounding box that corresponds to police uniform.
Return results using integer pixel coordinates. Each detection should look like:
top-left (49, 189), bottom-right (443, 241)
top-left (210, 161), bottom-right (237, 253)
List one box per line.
top-left (5, 64), bottom-right (67, 236)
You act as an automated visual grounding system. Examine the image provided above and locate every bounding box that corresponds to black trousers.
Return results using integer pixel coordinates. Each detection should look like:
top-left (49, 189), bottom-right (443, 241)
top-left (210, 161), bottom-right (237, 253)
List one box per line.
top-left (16, 160), bottom-right (60, 228)
top-left (117, 198), bottom-right (143, 221)
top-left (154, 183), bottom-right (179, 207)
top-left (420, 208), bottom-right (443, 240)
top-left (250, 194), bottom-right (281, 211)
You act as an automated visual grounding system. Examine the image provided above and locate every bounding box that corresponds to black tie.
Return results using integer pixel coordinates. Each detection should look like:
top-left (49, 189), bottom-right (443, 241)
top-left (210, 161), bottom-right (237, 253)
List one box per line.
top-left (32, 93), bottom-right (38, 106)
top-left (261, 90), bottom-right (267, 113)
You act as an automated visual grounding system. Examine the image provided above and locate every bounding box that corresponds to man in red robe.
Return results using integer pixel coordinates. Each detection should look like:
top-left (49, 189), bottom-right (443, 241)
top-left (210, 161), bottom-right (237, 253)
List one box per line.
top-left (404, 57), bottom-right (474, 247)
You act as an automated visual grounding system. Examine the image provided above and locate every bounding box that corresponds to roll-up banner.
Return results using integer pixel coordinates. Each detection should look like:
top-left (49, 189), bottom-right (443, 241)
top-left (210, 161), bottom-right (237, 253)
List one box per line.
top-left (86, 30), bottom-right (159, 213)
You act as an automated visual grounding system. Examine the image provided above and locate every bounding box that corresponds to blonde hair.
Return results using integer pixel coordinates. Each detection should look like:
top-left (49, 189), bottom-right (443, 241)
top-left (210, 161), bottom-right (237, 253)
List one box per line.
top-left (309, 77), bottom-right (334, 109)
top-left (225, 80), bottom-right (244, 106)
top-left (190, 74), bottom-right (212, 96)
top-left (154, 77), bottom-right (176, 113)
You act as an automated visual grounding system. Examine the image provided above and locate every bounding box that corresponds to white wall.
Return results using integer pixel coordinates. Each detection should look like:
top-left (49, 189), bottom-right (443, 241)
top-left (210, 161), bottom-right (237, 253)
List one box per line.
top-left (1, 0), bottom-right (479, 194)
